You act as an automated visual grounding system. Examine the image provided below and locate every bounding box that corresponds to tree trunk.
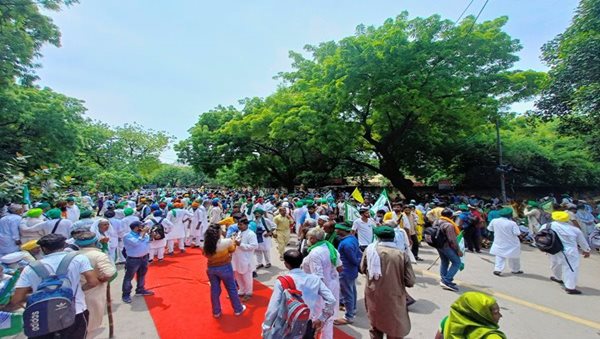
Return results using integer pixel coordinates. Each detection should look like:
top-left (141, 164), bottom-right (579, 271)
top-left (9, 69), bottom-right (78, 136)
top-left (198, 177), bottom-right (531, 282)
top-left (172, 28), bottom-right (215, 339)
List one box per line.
top-left (379, 162), bottom-right (417, 200)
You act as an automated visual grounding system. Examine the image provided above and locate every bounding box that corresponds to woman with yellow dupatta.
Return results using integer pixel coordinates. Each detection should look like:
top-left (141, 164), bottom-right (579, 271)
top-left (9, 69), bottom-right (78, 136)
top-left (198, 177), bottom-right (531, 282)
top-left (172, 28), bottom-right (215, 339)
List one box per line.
top-left (435, 291), bottom-right (506, 338)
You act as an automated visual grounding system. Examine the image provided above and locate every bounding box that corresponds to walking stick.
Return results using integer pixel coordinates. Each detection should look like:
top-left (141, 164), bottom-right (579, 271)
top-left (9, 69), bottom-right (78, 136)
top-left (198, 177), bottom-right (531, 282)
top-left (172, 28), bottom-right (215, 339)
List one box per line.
top-left (427, 256), bottom-right (440, 270)
top-left (107, 282), bottom-right (114, 338)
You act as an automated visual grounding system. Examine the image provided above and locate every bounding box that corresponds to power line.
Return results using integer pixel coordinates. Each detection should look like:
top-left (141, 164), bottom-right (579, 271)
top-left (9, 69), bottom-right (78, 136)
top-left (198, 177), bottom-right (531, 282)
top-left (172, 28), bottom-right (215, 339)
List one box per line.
top-left (468, 0), bottom-right (491, 33)
top-left (455, 0), bottom-right (476, 24)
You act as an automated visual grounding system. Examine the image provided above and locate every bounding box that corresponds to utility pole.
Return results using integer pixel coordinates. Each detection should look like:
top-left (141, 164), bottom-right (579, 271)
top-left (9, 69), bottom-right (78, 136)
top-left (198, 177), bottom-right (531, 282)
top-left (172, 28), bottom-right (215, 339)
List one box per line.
top-left (495, 117), bottom-right (507, 203)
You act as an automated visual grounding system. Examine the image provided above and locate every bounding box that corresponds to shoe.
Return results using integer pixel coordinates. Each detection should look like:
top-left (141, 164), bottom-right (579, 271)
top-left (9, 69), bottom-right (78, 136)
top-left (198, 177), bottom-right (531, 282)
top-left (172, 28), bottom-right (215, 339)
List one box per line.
top-left (440, 281), bottom-right (459, 292)
top-left (550, 276), bottom-right (564, 284)
top-left (242, 295), bottom-right (252, 302)
top-left (415, 257), bottom-right (424, 261)
top-left (213, 313), bottom-right (222, 319)
top-left (565, 288), bottom-right (582, 295)
top-left (168, 252), bottom-right (174, 256)
top-left (339, 305), bottom-right (346, 312)
top-left (334, 318), bottom-right (352, 325)
top-left (148, 259), bottom-right (153, 263)
top-left (252, 271), bottom-right (258, 278)
top-left (234, 305), bottom-right (247, 316)
top-left (256, 264), bottom-right (264, 269)
top-left (512, 271), bottom-right (524, 274)
top-left (136, 290), bottom-right (155, 296)
top-left (493, 271), bottom-right (502, 276)
top-left (122, 296), bottom-right (132, 304)
top-left (180, 249), bottom-right (186, 253)
top-left (467, 249), bottom-right (474, 253)
top-left (475, 250), bottom-right (481, 253)
top-left (265, 263), bottom-right (271, 268)
top-left (158, 258), bottom-right (164, 262)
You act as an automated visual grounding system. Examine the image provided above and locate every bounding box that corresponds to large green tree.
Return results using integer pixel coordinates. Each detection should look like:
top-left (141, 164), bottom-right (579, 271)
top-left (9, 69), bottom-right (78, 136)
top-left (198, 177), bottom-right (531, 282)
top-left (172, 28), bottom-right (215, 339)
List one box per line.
top-left (178, 90), bottom-right (355, 190)
top-left (0, 0), bottom-right (78, 86)
top-left (279, 13), bottom-right (545, 197)
top-left (449, 116), bottom-right (600, 189)
top-left (536, 0), bottom-right (600, 157)
top-left (0, 85), bottom-right (85, 172)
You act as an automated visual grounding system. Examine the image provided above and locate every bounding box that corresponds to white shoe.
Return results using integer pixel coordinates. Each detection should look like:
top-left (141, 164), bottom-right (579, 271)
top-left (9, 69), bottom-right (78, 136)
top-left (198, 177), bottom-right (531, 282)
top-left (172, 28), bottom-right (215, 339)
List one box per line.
top-left (234, 304), bottom-right (247, 316)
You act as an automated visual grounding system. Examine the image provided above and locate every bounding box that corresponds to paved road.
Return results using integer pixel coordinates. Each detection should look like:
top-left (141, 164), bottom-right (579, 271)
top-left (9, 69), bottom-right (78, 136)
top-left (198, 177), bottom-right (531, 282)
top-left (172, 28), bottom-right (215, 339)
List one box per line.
top-left (9, 237), bottom-right (600, 339)
top-left (256, 236), bottom-right (600, 339)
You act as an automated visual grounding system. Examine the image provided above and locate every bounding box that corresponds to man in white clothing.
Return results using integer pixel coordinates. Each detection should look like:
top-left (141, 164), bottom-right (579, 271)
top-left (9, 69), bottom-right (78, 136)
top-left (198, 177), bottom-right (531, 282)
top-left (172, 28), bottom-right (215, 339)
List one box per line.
top-left (166, 203), bottom-right (192, 254)
top-left (66, 197), bottom-right (81, 223)
top-left (301, 227), bottom-right (341, 339)
top-left (488, 208), bottom-right (523, 276)
top-left (262, 249), bottom-right (335, 338)
top-left (548, 211), bottom-right (591, 294)
top-left (232, 217), bottom-right (258, 301)
top-left (352, 208), bottom-right (376, 252)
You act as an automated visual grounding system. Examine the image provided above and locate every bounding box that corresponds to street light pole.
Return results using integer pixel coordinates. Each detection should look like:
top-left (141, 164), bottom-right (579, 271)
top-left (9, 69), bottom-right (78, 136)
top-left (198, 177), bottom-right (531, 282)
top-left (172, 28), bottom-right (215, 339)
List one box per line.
top-left (495, 117), bottom-right (507, 203)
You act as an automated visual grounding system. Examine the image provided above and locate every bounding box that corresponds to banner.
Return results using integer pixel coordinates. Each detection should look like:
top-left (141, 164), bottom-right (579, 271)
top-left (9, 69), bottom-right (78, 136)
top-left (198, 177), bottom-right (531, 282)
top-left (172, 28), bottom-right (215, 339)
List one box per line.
top-left (351, 187), bottom-right (364, 204)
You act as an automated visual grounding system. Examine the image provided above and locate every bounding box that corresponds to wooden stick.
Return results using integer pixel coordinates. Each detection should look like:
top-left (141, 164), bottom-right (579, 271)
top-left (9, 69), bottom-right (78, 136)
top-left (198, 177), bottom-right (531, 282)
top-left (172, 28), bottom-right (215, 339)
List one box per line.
top-left (107, 282), bottom-right (114, 338)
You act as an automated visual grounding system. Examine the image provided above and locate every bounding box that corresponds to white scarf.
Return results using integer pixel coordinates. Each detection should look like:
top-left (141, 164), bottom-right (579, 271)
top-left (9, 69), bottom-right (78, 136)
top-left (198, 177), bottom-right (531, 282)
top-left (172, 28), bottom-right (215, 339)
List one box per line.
top-left (366, 241), bottom-right (398, 280)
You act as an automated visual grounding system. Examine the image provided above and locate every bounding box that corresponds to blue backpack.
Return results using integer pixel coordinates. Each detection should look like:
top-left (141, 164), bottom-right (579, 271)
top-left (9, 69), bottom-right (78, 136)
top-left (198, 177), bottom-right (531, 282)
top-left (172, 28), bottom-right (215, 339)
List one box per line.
top-left (23, 252), bottom-right (78, 337)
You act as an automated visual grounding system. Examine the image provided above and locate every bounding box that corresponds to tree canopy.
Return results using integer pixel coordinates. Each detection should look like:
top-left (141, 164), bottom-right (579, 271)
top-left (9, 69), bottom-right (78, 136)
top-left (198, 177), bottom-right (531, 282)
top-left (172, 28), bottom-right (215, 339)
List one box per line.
top-left (179, 13), bottom-right (552, 196)
top-left (535, 0), bottom-right (600, 158)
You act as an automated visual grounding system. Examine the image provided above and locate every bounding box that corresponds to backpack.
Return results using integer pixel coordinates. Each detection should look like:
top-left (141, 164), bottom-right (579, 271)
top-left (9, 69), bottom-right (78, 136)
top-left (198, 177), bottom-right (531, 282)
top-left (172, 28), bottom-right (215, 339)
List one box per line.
top-left (150, 217), bottom-right (166, 240)
top-left (263, 275), bottom-right (311, 339)
top-left (23, 252), bottom-right (78, 337)
top-left (424, 222), bottom-right (447, 249)
top-left (534, 223), bottom-right (564, 254)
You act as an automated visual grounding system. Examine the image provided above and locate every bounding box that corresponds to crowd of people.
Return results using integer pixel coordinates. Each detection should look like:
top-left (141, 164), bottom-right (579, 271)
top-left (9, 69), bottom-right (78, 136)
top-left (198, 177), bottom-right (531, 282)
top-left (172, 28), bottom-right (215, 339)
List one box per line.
top-left (0, 188), bottom-right (598, 338)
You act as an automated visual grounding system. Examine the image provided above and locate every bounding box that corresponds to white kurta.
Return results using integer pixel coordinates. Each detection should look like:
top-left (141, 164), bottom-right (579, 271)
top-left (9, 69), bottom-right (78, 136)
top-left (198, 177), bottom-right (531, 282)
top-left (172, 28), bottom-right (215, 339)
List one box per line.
top-left (549, 221), bottom-right (591, 289)
top-left (488, 217), bottom-right (521, 258)
top-left (166, 208), bottom-right (192, 240)
top-left (231, 229), bottom-right (258, 274)
top-left (66, 205), bottom-right (80, 223)
top-left (301, 244), bottom-right (341, 339)
top-left (145, 217), bottom-right (174, 249)
top-left (19, 217), bottom-right (46, 243)
top-left (188, 208), bottom-right (204, 238)
top-left (255, 217), bottom-right (275, 252)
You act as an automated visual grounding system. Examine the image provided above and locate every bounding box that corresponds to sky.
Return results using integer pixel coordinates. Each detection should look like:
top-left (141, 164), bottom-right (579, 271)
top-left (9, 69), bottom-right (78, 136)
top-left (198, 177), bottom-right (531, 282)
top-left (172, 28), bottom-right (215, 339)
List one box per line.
top-left (37, 0), bottom-right (580, 162)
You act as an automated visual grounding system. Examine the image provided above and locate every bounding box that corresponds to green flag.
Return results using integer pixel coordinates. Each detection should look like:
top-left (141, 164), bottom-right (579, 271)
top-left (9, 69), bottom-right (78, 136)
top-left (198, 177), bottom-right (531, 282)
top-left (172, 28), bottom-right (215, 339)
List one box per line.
top-left (344, 202), bottom-right (361, 222)
top-left (369, 189), bottom-right (390, 216)
top-left (22, 185), bottom-right (31, 206)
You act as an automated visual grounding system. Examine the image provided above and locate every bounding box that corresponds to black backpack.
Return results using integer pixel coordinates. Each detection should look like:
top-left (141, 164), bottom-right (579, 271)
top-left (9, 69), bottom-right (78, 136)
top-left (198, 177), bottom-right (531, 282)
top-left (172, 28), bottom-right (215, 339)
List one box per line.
top-left (424, 222), bottom-right (447, 249)
top-left (150, 217), bottom-right (166, 240)
top-left (534, 223), bottom-right (564, 255)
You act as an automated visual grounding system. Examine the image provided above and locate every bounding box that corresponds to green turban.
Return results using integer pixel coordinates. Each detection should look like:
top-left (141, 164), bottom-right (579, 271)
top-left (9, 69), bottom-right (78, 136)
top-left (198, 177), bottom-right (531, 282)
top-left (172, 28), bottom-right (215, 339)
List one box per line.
top-left (37, 202), bottom-right (50, 210)
top-left (26, 208), bottom-right (43, 218)
top-left (498, 208), bottom-right (513, 217)
top-left (79, 209), bottom-right (93, 219)
top-left (46, 208), bottom-right (62, 219)
top-left (373, 226), bottom-right (396, 240)
top-left (295, 201), bottom-right (303, 207)
top-left (254, 208), bottom-right (265, 215)
top-left (123, 208), bottom-right (134, 216)
top-left (527, 200), bottom-right (539, 208)
top-left (458, 204), bottom-right (469, 211)
top-left (334, 223), bottom-right (352, 232)
top-left (117, 202), bottom-right (127, 209)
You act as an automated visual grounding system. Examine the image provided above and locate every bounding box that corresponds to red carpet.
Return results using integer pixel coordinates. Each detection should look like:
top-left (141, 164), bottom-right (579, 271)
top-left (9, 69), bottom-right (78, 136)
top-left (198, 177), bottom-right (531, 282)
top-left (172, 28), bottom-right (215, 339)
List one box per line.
top-left (143, 247), bottom-right (353, 338)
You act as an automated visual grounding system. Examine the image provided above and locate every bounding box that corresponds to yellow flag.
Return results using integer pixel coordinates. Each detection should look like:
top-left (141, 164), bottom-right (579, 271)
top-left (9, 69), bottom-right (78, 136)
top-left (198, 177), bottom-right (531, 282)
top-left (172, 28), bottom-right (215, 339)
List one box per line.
top-left (352, 187), bottom-right (364, 204)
